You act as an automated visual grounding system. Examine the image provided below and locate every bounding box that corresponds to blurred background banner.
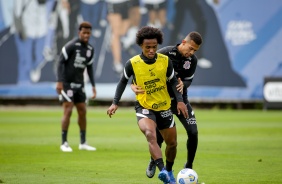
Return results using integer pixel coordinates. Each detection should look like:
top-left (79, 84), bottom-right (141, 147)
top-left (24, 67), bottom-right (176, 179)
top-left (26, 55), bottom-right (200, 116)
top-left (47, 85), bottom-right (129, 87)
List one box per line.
top-left (263, 77), bottom-right (282, 109)
top-left (0, 0), bottom-right (281, 101)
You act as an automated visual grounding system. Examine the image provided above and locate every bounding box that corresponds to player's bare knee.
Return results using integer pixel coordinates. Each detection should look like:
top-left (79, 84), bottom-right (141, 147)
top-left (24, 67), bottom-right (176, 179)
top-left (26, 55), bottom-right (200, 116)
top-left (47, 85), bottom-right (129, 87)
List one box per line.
top-left (145, 130), bottom-right (156, 142)
top-left (77, 110), bottom-right (86, 117)
top-left (167, 140), bottom-right (177, 149)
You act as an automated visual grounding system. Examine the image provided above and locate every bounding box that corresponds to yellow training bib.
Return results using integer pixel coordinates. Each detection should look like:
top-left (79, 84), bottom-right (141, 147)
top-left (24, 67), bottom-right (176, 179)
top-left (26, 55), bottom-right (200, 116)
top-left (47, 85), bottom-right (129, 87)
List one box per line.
top-left (130, 54), bottom-right (171, 111)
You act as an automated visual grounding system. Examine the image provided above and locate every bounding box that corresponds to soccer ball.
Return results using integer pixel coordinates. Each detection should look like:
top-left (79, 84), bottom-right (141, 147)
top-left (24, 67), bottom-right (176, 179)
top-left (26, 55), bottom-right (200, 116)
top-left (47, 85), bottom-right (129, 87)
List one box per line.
top-left (177, 168), bottom-right (198, 184)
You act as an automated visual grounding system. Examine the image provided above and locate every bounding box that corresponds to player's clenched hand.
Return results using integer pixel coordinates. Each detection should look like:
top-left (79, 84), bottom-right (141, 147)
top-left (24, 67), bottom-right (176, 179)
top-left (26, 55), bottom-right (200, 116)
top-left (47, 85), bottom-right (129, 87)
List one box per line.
top-left (177, 102), bottom-right (189, 119)
top-left (107, 104), bottom-right (118, 118)
top-left (176, 78), bottom-right (183, 94)
top-left (130, 84), bottom-right (145, 95)
top-left (56, 82), bottom-right (63, 95)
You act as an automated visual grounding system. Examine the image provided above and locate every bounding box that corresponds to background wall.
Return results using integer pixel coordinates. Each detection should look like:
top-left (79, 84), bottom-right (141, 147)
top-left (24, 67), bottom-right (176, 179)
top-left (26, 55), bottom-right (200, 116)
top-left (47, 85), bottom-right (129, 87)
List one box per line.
top-left (0, 0), bottom-right (281, 102)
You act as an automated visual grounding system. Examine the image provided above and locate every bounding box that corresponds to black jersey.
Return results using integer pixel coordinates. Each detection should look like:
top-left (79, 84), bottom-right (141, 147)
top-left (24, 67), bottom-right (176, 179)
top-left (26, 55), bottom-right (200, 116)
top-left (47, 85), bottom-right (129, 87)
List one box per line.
top-left (57, 38), bottom-right (95, 87)
top-left (157, 44), bottom-right (198, 102)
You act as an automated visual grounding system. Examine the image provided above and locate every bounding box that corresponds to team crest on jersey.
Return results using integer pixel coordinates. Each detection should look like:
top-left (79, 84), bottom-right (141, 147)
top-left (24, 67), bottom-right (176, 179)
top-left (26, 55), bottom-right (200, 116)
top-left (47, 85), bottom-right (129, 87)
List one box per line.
top-left (183, 61), bottom-right (191, 69)
top-left (86, 50), bottom-right (91, 57)
top-left (67, 90), bottom-right (73, 97)
top-left (142, 109), bottom-right (149, 114)
top-left (148, 68), bottom-right (155, 76)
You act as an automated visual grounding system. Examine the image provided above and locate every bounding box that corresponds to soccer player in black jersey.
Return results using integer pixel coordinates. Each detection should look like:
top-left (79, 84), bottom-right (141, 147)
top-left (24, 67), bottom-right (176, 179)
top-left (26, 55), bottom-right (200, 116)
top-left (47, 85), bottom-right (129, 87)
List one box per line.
top-left (107, 26), bottom-right (188, 184)
top-left (56, 21), bottom-right (97, 152)
top-left (131, 31), bottom-right (203, 178)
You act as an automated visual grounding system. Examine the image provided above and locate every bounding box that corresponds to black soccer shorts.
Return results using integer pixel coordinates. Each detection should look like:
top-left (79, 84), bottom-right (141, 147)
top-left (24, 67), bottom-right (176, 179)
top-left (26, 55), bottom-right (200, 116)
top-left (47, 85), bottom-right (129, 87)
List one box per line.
top-left (134, 101), bottom-right (175, 130)
top-left (60, 83), bottom-right (86, 103)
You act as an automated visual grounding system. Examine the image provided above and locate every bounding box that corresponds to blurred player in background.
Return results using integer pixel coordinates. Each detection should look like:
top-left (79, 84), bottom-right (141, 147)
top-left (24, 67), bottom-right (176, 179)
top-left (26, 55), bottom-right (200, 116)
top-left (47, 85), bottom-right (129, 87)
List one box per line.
top-left (105, 0), bottom-right (141, 75)
top-left (131, 31), bottom-right (203, 178)
top-left (56, 21), bottom-right (97, 152)
top-left (107, 26), bottom-right (188, 183)
top-left (143, 0), bottom-right (167, 29)
top-left (13, 0), bottom-right (48, 84)
top-left (105, 0), bottom-right (130, 75)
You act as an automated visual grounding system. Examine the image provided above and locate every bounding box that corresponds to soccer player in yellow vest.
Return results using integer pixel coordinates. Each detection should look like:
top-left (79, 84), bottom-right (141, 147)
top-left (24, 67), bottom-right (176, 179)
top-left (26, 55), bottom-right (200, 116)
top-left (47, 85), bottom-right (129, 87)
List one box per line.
top-left (107, 26), bottom-right (188, 184)
top-left (131, 31), bottom-right (203, 179)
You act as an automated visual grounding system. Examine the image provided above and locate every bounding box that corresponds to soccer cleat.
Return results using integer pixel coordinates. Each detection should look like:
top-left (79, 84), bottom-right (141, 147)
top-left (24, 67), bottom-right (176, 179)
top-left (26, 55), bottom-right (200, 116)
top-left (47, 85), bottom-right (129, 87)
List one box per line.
top-left (60, 142), bottom-right (73, 152)
top-left (79, 143), bottom-right (96, 151)
top-left (168, 171), bottom-right (176, 184)
top-left (146, 159), bottom-right (156, 178)
top-left (183, 162), bottom-right (192, 169)
top-left (158, 168), bottom-right (170, 183)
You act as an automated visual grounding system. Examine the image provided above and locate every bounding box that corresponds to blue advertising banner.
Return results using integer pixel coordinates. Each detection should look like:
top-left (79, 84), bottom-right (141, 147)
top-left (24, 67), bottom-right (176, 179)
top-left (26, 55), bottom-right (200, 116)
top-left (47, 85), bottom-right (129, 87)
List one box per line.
top-left (0, 0), bottom-right (281, 101)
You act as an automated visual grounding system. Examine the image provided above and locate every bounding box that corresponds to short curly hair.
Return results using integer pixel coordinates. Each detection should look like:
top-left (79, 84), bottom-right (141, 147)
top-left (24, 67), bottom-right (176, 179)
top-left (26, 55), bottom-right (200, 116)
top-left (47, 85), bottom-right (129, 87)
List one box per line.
top-left (79, 21), bottom-right (92, 30)
top-left (136, 26), bottom-right (163, 46)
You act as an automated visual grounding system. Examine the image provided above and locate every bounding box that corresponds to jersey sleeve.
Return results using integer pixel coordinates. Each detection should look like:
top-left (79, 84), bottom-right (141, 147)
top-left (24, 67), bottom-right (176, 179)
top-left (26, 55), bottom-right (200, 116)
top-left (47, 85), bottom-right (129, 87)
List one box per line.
top-left (87, 64), bottom-right (95, 87)
top-left (167, 59), bottom-right (183, 103)
top-left (86, 46), bottom-right (95, 86)
top-left (112, 60), bottom-right (133, 105)
top-left (56, 42), bottom-right (74, 82)
top-left (166, 58), bottom-right (175, 80)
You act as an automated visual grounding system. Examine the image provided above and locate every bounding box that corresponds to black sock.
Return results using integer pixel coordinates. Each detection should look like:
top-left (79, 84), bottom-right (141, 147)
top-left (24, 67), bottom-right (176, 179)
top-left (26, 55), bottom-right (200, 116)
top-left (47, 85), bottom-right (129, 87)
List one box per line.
top-left (62, 130), bottom-right (68, 144)
top-left (166, 160), bottom-right (174, 172)
top-left (80, 130), bottom-right (86, 144)
top-left (154, 158), bottom-right (165, 171)
top-left (186, 134), bottom-right (198, 169)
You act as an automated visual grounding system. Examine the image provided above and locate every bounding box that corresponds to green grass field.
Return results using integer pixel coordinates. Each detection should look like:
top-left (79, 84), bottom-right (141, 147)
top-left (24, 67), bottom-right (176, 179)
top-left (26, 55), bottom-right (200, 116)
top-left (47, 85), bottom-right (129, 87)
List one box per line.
top-left (0, 106), bottom-right (281, 184)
